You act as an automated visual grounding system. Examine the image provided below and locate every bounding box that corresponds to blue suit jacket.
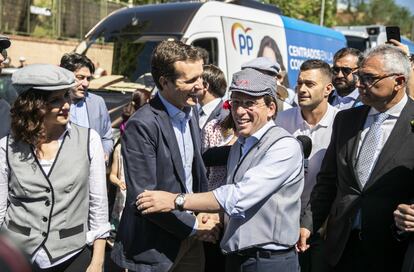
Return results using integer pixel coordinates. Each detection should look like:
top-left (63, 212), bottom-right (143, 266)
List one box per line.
top-left (80, 92), bottom-right (113, 155)
top-left (111, 95), bottom-right (208, 272)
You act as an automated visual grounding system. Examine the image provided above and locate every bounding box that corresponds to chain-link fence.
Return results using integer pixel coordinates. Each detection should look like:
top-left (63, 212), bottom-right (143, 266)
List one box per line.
top-left (0, 0), bottom-right (127, 39)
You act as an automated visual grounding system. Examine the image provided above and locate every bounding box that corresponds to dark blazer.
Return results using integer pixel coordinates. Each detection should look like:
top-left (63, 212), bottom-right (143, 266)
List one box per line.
top-left (0, 98), bottom-right (10, 139)
top-left (302, 98), bottom-right (414, 271)
top-left (403, 237), bottom-right (414, 272)
top-left (111, 95), bottom-right (208, 272)
top-left (201, 100), bottom-right (229, 131)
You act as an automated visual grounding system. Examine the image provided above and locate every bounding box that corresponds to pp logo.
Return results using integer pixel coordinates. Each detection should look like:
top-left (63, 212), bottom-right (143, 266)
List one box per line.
top-left (231, 23), bottom-right (253, 55)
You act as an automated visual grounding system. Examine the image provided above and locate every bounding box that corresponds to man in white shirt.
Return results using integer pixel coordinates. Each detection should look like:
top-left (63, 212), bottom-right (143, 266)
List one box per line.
top-left (300, 45), bottom-right (414, 272)
top-left (198, 64), bottom-right (228, 131)
top-left (329, 48), bottom-right (363, 110)
top-left (276, 59), bottom-right (337, 272)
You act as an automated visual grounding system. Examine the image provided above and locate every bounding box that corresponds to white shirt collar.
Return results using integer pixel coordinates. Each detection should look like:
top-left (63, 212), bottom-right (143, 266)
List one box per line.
top-left (368, 94), bottom-right (408, 118)
top-left (201, 98), bottom-right (222, 116)
top-left (238, 120), bottom-right (275, 147)
top-left (295, 104), bottom-right (338, 129)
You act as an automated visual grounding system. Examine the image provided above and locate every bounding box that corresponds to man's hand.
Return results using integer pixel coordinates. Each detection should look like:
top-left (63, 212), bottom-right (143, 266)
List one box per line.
top-left (136, 190), bottom-right (177, 214)
top-left (195, 213), bottom-right (222, 243)
top-left (296, 227), bottom-right (311, 252)
top-left (394, 204), bottom-right (414, 232)
top-left (387, 39), bottom-right (410, 55)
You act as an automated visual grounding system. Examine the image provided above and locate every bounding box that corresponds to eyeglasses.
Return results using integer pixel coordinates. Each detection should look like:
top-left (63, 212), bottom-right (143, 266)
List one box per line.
top-left (355, 72), bottom-right (402, 88)
top-left (332, 66), bottom-right (358, 76)
top-left (229, 99), bottom-right (265, 110)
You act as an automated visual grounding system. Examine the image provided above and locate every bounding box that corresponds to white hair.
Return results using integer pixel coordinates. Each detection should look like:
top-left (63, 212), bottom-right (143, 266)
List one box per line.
top-left (361, 44), bottom-right (411, 82)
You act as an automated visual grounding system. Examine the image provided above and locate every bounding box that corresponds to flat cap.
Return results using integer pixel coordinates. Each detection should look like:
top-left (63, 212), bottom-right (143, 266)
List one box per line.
top-left (229, 68), bottom-right (276, 98)
top-left (241, 57), bottom-right (281, 76)
top-left (12, 64), bottom-right (76, 94)
top-left (0, 35), bottom-right (10, 50)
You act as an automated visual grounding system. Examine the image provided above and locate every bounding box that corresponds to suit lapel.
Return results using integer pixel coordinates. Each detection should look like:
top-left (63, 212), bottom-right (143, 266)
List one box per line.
top-left (150, 96), bottom-right (186, 188)
top-left (365, 99), bottom-right (414, 190)
top-left (202, 101), bottom-right (223, 130)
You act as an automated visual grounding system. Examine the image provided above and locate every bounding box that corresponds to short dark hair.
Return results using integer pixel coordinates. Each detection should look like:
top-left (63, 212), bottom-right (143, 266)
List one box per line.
top-left (333, 47), bottom-right (363, 66)
top-left (151, 40), bottom-right (202, 90)
top-left (300, 59), bottom-right (332, 81)
top-left (196, 47), bottom-right (210, 64)
top-left (60, 52), bottom-right (95, 74)
top-left (202, 64), bottom-right (227, 98)
top-left (263, 94), bottom-right (277, 119)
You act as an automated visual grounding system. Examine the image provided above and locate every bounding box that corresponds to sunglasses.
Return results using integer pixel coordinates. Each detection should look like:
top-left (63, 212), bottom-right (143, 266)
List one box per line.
top-left (332, 66), bottom-right (358, 76)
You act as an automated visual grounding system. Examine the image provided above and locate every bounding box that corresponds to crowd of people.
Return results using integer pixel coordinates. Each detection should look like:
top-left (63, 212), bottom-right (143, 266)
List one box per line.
top-left (0, 32), bottom-right (414, 272)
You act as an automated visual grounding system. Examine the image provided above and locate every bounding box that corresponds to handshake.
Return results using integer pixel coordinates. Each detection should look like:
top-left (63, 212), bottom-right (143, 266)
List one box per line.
top-left (195, 213), bottom-right (223, 243)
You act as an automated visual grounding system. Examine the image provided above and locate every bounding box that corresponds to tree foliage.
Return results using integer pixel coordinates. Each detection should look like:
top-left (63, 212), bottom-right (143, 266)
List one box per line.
top-left (338, 0), bottom-right (414, 39)
top-left (264, 0), bottom-right (337, 26)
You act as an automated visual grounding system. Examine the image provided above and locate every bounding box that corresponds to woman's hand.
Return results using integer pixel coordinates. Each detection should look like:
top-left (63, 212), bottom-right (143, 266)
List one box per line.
top-left (136, 190), bottom-right (177, 214)
top-left (116, 180), bottom-right (126, 191)
top-left (87, 239), bottom-right (106, 272)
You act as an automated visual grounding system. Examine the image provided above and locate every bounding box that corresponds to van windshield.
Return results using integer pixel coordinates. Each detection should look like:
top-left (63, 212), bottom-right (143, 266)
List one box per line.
top-left (74, 3), bottom-right (201, 82)
top-left (76, 35), bottom-right (166, 83)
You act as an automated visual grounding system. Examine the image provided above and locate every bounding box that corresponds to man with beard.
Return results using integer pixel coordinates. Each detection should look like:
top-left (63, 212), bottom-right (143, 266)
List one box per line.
top-left (329, 48), bottom-right (363, 110)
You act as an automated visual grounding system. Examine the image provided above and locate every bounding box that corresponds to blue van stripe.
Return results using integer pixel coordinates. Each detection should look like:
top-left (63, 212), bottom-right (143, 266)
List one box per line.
top-left (401, 37), bottom-right (414, 54)
top-left (281, 16), bottom-right (346, 42)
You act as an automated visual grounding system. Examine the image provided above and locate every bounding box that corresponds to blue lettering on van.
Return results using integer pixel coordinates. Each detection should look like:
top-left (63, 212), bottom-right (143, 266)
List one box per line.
top-left (281, 16), bottom-right (346, 88)
top-left (238, 34), bottom-right (253, 55)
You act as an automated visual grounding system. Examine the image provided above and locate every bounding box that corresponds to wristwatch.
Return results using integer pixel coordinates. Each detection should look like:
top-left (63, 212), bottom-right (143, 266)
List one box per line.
top-left (174, 194), bottom-right (186, 211)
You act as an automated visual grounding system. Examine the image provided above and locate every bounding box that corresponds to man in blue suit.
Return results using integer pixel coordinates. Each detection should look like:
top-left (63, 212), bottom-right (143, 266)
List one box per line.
top-left (111, 40), bottom-right (218, 272)
top-left (60, 53), bottom-right (113, 158)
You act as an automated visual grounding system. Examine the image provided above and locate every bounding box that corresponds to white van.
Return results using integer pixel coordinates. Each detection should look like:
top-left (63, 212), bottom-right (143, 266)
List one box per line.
top-left (75, 0), bottom-right (346, 90)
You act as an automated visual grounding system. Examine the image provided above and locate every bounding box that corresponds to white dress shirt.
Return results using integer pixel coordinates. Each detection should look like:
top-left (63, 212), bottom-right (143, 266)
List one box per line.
top-left (199, 98), bottom-right (222, 129)
top-left (0, 124), bottom-right (110, 268)
top-left (276, 104), bottom-right (339, 212)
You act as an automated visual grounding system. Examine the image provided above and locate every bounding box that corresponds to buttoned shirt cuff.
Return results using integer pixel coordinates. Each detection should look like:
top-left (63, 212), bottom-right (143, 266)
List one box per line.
top-left (86, 222), bottom-right (111, 245)
top-left (213, 184), bottom-right (245, 218)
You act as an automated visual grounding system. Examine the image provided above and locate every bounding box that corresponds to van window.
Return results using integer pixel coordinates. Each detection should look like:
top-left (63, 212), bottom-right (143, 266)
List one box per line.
top-left (192, 38), bottom-right (218, 66)
top-left (345, 35), bottom-right (368, 52)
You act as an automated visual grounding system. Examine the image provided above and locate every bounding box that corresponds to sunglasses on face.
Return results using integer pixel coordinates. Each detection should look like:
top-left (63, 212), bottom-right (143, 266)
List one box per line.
top-left (332, 66), bottom-right (358, 76)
